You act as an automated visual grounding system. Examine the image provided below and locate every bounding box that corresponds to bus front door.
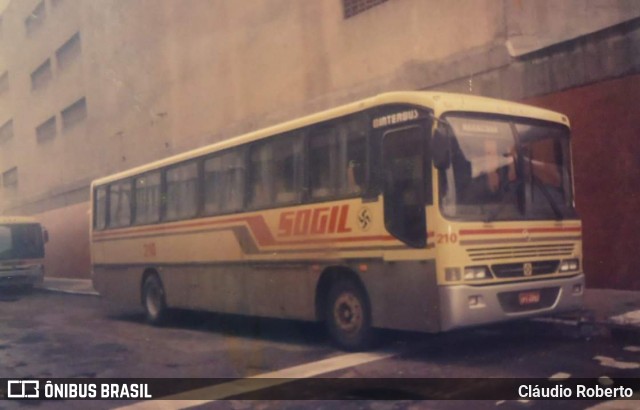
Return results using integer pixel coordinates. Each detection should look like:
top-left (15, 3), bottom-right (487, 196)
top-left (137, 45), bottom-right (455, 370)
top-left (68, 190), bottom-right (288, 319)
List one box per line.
top-left (382, 125), bottom-right (427, 248)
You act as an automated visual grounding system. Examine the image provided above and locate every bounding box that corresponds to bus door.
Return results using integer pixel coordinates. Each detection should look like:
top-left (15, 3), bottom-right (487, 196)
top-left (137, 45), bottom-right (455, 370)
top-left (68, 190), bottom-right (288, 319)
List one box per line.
top-left (382, 125), bottom-right (428, 248)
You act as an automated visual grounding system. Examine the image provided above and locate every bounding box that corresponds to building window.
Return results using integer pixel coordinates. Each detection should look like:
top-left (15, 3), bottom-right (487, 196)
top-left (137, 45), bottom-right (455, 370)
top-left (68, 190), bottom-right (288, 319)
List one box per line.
top-left (36, 116), bottom-right (56, 142)
top-left (2, 167), bottom-right (17, 189)
top-left (0, 119), bottom-right (13, 143)
top-left (61, 97), bottom-right (87, 129)
top-left (31, 59), bottom-right (52, 91)
top-left (342, 0), bottom-right (388, 18)
top-left (25, 1), bottom-right (46, 36)
top-left (56, 32), bottom-right (81, 71)
top-left (0, 71), bottom-right (7, 94)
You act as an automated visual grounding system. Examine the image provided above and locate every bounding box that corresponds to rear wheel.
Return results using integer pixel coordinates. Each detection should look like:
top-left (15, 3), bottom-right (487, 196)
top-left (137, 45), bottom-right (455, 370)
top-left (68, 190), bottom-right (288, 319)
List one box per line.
top-left (326, 279), bottom-right (373, 351)
top-left (142, 274), bottom-right (167, 325)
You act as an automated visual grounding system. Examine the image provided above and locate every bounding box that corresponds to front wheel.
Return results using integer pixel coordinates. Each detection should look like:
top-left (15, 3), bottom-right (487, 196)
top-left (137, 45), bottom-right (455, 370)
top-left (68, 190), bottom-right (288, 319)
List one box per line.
top-left (142, 275), bottom-right (167, 325)
top-left (326, 279), bottom-right (373, 351)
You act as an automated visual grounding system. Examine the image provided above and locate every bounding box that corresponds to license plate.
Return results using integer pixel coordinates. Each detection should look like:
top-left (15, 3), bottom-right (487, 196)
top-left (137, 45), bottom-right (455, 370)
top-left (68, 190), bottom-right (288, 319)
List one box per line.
top-left (519, 291), bottom-right (540, 305)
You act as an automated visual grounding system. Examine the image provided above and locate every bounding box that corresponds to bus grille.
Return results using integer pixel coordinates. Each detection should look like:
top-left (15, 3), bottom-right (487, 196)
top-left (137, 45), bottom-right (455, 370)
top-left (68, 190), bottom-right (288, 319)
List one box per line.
top-left (491, 260), bottom-right (560, 278)
top-left (497, 287), bottom-right (560, 313)
top-left (467, 244), bottom-right (574, 261)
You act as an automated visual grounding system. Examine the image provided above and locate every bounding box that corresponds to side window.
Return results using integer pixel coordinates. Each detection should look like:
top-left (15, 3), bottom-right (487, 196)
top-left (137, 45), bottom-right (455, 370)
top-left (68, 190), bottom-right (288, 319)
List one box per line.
top-left (341, 125), bottom-right (368, 195)
top-left (134, 171), bottom-right (161, 225)
top-left (109, 180), bottom-right (132, 228)
top-left (308, 116), bottom-right (368, 200)
top-left (248, 135), bottom-right (302, 208)
top-left (309, 128), bottom-right (337, 199)
top-left (94, 185), bottom-right (107, 230)
top-left (165, 162), bottom-right (199, 221)
top-left (204, 149), bottom-right (245, 214)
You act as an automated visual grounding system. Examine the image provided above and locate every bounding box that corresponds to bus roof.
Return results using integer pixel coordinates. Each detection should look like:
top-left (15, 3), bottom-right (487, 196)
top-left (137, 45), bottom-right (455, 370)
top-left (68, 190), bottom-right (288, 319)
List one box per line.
top-left (92, 91), bottom-right (569, 186)
top-left (0, 216), bottom-right (40, 225)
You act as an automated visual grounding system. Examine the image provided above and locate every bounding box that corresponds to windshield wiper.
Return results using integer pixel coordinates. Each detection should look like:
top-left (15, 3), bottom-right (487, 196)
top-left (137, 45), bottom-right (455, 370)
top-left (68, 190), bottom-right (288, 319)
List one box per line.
top-left (485, 176), bottom-right (564, 222)
top-left (531, 175), bottom-right (564, 220)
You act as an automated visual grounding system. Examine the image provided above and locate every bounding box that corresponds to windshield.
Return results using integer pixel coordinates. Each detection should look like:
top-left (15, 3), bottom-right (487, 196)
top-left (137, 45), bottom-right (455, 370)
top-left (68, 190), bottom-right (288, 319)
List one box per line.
top-left (0, 224), bottom-right (45, 261)
top-left (439, 115), bottom-right (577, 221)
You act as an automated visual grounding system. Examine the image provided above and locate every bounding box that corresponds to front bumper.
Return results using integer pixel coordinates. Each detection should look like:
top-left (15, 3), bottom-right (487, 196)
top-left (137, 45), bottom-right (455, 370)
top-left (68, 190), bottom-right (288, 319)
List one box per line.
top-left (439, 273), bottom-right (584, 331)
top-left (0, 265), bottom-right (45, 287)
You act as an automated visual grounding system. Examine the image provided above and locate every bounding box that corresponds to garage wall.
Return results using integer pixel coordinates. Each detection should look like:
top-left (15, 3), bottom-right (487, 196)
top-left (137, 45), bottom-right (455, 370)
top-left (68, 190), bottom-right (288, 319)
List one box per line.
top-left (524, 74), bottom-right (640, 289)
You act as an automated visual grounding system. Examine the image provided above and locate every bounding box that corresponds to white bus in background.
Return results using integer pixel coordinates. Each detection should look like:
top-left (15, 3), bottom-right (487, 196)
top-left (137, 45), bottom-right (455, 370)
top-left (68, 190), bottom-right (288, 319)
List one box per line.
top-left (0, 217), bottom-right (48, 290)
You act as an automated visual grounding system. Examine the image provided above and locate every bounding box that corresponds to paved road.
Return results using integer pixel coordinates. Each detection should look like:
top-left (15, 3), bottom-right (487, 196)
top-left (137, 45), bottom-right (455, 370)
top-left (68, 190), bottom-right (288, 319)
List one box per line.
top-left (0, 289), bottom-right (639, 409)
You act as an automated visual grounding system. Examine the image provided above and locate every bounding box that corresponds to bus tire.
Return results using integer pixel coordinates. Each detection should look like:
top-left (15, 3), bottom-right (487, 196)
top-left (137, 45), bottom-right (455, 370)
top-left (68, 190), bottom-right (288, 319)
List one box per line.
top-left (142, 274), bottom-right (167, 326)
top-left (326, 279), bottom-right (373, 351)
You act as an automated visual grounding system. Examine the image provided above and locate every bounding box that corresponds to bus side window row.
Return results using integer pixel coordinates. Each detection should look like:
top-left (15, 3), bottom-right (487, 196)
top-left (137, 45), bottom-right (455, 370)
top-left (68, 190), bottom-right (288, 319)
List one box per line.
top-left (248, 134), bottom-right (303, 209)
top-left (166, 162), bottom-right (199, 221)
top-left (204, 150), bottom-right (245, 214)
top-left (135, 172), bottom-right (161, 224)
top-left (93, 114), bottom-right (370, 230)
top-left (309, 118), bottom-right (368, 199)
top-left (109, 180), bottom-right (131, 228)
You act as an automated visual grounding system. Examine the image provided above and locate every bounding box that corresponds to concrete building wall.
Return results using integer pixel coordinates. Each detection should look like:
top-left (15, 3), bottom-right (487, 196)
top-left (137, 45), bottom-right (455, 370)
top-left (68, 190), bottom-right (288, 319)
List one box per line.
top-left (0, 0), bottom-right (638, 286)
top-left (0, 0), bottom-right (85, 210)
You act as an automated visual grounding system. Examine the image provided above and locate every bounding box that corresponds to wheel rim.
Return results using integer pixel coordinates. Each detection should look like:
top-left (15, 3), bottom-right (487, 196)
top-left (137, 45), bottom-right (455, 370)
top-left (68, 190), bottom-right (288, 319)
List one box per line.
top-left (333, 292), bottom-right (363, 334)
top-left (145, 282), bottom-right (162, 319)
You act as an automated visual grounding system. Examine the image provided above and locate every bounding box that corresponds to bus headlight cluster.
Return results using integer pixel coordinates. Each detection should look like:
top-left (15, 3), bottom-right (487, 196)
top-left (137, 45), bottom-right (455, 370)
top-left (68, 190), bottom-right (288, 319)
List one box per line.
top-left (445, 266), bottom-right (492, 282)
top-left (560, 259), bottom-right (580, 272)
top-left (463, 266), bottom-right (490, 281)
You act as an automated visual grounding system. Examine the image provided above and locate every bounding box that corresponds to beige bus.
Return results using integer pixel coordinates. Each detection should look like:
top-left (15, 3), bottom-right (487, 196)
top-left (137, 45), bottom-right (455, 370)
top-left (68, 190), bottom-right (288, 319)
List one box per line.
top-left (90, 91), bottom-right (584, 350)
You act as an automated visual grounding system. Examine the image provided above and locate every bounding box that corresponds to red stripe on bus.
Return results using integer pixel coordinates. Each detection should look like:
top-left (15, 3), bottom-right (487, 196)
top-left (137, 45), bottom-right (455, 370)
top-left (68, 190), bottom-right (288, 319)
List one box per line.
top-left (92, 215), bottom-right (403, 246)
top-left (92, 216), bottom-right (254, 238)
top-left (244, 215), bottom-right (277, 246)
top-left (459, 227), bottom-right (581, 236)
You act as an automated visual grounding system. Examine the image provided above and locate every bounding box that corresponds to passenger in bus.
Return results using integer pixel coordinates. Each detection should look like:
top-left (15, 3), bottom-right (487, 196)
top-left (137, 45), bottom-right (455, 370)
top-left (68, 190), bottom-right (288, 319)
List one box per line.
top-left (346, 159), bottom-right (365, 194)
top-left (449, 140), bottom-right (503, 204)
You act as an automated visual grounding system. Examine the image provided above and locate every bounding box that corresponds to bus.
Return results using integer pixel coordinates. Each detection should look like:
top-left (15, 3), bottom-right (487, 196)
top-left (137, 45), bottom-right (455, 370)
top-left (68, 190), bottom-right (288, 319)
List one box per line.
top-left (0, 216), bottom-right (48, 289)
top-left (90, 91), bottom-right (584, 350)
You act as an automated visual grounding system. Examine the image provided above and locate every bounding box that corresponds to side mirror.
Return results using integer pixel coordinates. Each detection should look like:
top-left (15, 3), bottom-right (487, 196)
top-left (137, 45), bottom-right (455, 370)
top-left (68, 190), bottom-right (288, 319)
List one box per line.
top-left (432, 124), bottom-right (451, 170)
top-left (43, 229), bottom-right (49, 244)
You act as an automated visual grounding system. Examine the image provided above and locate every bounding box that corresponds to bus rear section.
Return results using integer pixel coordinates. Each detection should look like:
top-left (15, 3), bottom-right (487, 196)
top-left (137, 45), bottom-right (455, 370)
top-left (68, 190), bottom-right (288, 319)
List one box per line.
top-left (0, 217), bottom-right (47, 289)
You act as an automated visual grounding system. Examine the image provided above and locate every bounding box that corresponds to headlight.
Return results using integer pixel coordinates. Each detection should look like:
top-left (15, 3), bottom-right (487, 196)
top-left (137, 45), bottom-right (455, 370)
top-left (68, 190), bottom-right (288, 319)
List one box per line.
top-left (464, 266), bottom-right (490, 281)
top-left (559, 259), bottom-right (580, 272)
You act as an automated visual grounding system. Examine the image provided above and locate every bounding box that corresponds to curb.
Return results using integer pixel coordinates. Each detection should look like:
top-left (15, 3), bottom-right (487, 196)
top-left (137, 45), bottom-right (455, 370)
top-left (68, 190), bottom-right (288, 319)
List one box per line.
top-left (37, 286), bottom-right (100, 296)
top-left (36, 279), bottom-right (99, 297)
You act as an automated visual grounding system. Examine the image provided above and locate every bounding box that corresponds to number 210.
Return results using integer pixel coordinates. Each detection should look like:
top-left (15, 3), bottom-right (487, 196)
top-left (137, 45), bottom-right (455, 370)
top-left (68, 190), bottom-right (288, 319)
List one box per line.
top-left (436, 233), bottom-right (458, 244)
